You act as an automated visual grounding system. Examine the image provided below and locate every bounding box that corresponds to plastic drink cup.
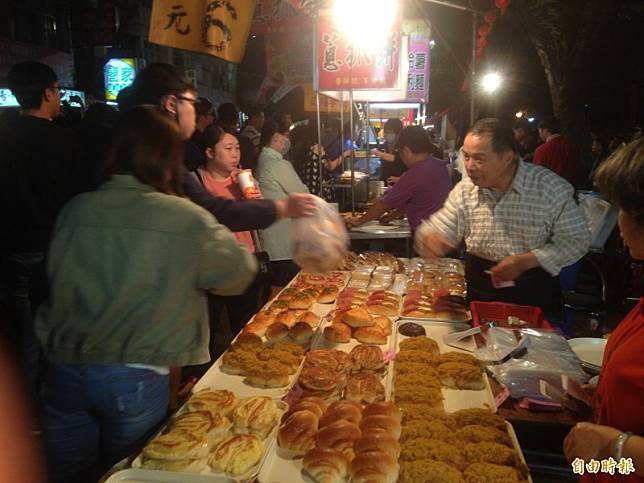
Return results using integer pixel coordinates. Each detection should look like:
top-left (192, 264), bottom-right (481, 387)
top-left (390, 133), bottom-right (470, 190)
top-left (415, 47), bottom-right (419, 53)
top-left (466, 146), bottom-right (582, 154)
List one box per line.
top-left (236, 169), bottom-right (261, 199)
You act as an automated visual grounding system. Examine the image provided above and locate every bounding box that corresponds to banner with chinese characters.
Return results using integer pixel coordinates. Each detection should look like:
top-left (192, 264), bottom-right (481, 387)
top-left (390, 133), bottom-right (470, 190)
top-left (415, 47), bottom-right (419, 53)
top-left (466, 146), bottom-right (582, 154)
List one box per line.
top-left (252, 0), bottom-right (312, 36)
top-left (318, 14), bottom-right (402, 91)
top-left (403, 19), bottom-right (431, 102)
top-left (148, 0), bottom-right (256, 63)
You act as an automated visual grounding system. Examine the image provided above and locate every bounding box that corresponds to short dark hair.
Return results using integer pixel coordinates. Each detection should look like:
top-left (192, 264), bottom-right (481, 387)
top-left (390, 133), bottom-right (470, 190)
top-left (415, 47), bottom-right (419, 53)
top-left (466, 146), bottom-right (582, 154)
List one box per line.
top-left (397, 126), bottom-right (433, 154)
top-left (384, 118), bottom-right (403, 134)
top-left (260, 117), bottom-right (290, 148)
top-left (217, 103), bottom-right (239, 125)
top-left (538, 117), bottom-right (561, 134)
top-left (102, 105), bottom-right (184, 195)
top-left (201, 124), bottom-right (237, 151)
top-left (128, 63), bottom-right (194, 107)
top-left (468, 118), bottom-right (516, 154)
top-left (195, 97), bottom-right (214, 117)
top-left (594, 137), bottom-right (644, 225)
top-left (7, 61), bottom-right (58, 110)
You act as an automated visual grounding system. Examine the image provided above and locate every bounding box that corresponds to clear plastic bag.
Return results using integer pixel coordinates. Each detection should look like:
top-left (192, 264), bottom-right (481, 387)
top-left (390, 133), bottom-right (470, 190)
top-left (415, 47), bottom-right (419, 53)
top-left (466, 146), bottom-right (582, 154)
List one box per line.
top-left (291, 195), bottom-right (349, 274)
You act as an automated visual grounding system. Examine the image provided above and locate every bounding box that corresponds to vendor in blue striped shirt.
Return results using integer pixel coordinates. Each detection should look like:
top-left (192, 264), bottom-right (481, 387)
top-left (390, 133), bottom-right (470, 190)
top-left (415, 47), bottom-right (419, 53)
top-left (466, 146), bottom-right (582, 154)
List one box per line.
top-left (415, 118), bottom-right (591, 315)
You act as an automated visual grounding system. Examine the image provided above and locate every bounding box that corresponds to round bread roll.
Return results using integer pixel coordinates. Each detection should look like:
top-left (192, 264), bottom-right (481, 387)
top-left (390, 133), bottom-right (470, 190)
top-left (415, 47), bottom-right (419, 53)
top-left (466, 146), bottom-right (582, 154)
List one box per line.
top-left (354, 432), bottom-right (401, 458)
top-left (341, 307), bottom-right (373, 328)
top-left (350, 344), bottom-right (384, 372)
top-left (299, 311), bottom-right (320, 327)
top-left (315, 420), bottom-right (362, 460)
top-left (252, 310), bottom-right (275, 327)
top-left (362, 402), bottom-right (401, 424)
top-left (324, 323), bottom-right (352, 343)
top-left (350, 450), bottom-right (399, 483)
top-left (303, 447), bottom-right (349, 483)
top-left (372, 316), bottom-right (392, 336)
top-left (353, 326), bottom-right (387, 345)
top-left (289, 293), bottom-right (314, 310)
top-left (241, 322), bottom-right (268, 338)
top-left (319, 400), bottom-right (363, 427)
top-left (278, 409), bottom-right (318, 453)
top-left (283, 396), bottom-right (328, 422)
top-left (299, 366), bottom-right (346, 392)
top-left (318, 286), bottom-right (340, 304)
top-left (265, 322), bottom-right (290, 343)
top-left (289, 321), bottom-right (313, 344)
top-left (345, 372), bottom-right (385, 404)
top-left (275, 310), bottom-right (297, 328)
top-left (360, 414), bottom-right (402, 439)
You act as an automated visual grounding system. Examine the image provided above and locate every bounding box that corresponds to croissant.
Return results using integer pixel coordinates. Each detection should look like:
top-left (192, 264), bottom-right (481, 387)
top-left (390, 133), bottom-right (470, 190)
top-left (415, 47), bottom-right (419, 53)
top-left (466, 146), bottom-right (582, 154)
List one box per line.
top-left (315, 420), bottom-right (362, 461)
top-left (353, 326), bottom-right (387, 345)
top-left (319, 400), bottom-right (363, 427)
top-left (360, 414), bottom-right (402, 439)
top-left (350, 450), bottom-right (399, 483)
top-left (303, 447), bottom-right (349, 483)
top-left (277, 410), bottom-right (318, 453)
top-left (354, 431), bottom-right (401, 458)
top-left (362, 402), bottom-right (402, 424)
top-left (283, 396), bottom-right (328, 422)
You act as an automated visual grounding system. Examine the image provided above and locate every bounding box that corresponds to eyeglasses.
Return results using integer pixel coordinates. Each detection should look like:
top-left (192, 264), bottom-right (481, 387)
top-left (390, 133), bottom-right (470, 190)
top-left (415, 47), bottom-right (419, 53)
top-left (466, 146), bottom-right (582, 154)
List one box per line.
top-left (49, 85), bottom-right (65, 96)
top-left (176, 95), bottom-right (197, 107)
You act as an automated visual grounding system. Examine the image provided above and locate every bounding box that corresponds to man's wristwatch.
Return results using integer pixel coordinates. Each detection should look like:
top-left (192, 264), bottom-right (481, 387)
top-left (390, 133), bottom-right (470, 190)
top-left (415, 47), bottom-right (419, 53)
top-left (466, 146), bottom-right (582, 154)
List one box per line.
top-left (613, 431), bottom-right (633, 461)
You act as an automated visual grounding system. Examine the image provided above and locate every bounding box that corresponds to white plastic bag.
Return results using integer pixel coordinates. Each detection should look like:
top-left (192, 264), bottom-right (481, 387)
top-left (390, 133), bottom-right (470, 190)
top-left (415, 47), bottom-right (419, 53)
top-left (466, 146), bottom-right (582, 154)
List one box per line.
top-left (291, 196), bottom-right (349, 274)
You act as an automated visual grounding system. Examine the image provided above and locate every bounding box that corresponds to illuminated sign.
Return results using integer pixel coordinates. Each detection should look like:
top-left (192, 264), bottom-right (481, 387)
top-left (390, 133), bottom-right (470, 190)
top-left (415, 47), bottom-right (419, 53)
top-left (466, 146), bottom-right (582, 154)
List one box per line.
top-left (104, 58), bottom-right (136, 100)
top-left (0, 88), bottom-right (85, 107)
top-left (0, 89), bottom-right (19, 107)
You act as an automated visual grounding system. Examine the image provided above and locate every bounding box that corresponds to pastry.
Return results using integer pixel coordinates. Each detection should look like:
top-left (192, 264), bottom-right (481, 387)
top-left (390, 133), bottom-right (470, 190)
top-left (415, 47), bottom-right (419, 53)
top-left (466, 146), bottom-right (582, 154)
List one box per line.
top-left (319, 400), bottom-right (363, 427)
top-left (324, 323), bottom-right (352, 343)
top-left (360, 414), bottom-right (402, 439)
top-left (275, 310), bottom-right (297, 327)
top-left (265, 322), bottom-right (290, 343)
top-left (399, 460), bottom-right (464, 483)
top-left (350, 344), bottom-right (384, 372)
top-left (142, 431), bottom-right (210, 461)
top-left (400, 421), bottom-right (454, 444)
top-left (271, 341), bottom-right (306, 358)
top-left (437, 351), bottom-right (480, 367)
top-left (251, 310), bottom-right (275, 328)
top-left (220, 349), bottom-right (256, 375)
top-left (350, 450), bottom-right (399, 483)
top-left (277, 409), bottom-right (318, 453)
top-left (456, 425), bottom-right (513, 447)
top-left (304, 349), bottom-right (353, 373)
top-left (397, 322), bottom-right (426, 337)
top-left (244, 366), bottom-right (290, 388)
top-left (315, 419), bottom-right (362, 460)
top-left (353, 326), bottom-right (387, 345)
top-left (437, 362), bottom-right (484, 390)
top-left (289, 292), bottom-right (314, 310)
top-left (399, 337), bottom-right (440, 354)
top-left (399, 438), bottom-right (466, 469)
top-left (209, 434), bottom-right (263, 476)
top-left (278, 287), bottom-right (298, 300)
top-left (373, 316), bottom-right (392, 335)
top-left (366, 301), bottom-right (399, 317)
top-left (298, 310), bottom-right (320, 327)
top-left (394, 361), bottom-right (439, 378)
top-left (186, 389), bottom-right (237, 416)
top-left (283, 396), bottom-right (328, 421)
top-left (302, 447), bottom-right (349, 483)
top-left (241, 321), bottom-right (269, 337)
top-left (231, 333), bottom-right (264, 350)
top-left (318, 286), bottom-right (340, 304)
top-left (354, 429), bottom-right (401, 458)
top-left (232, 396), bottom-right (281, 439)
top-left (362, 402), bottom-right (402, 424)
top-left (394, 350), bottom-right (439, 366)
top-left (345, 372), bottom-right (385, 404)
top-left (298, 366), bottom-right (346, 393)
top-left (341, 307), bottom-right (373, 328)
top-left (462, 442), bottom-right (518, 467)
top-left (140, 456), bottom-right (208, 473)
top-left (463, 462), bottom-right (526, 482)
top-left (452, 408), bottom-right (507, 431)
top-left (289, 321), bottom-right (313, 344)
top-left (171, 410), bottom-right (230, 445)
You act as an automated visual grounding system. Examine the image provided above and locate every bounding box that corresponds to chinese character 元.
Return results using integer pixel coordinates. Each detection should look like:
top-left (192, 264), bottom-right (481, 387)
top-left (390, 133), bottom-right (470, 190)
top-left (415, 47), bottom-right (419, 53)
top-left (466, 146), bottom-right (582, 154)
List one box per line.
top-left (571, 458), bottom-right (585, 475)
top-left (164, 4), bottom-right (191, 35)
top-left (202, 1), bottom-right (237, 51)
top-left (618, 458), bottom-right (635, 475)
top-left (322, 33), bottom-right (342, 72)
top-left (586, 459), bottom-right (600, 474)
top-left (601, 457), bottom-right (617, 475)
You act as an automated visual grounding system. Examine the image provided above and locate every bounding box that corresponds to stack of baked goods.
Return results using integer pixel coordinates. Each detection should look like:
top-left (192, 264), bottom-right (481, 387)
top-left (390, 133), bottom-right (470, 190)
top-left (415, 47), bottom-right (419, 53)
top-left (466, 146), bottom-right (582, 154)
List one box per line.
top-left (334, 251), bottom-right (405, 274)
top-left (220, 334), bottom-right (306, 388)
top-left (397, 407), bottom-right (529, 483)
top-left (138, 391), bottom-right (284, 478)
top-left (368, 265), bottom-right (396, 290)
top-left (347, 266), bottom-right (374, 289)
top-left (345, 344), bottom-right (386, 404)
top-left (365, 290), bottom-right (401, 316)
top-left (402, 287), bottom-right (469, 321)
top-left (325, 306), bottom-right (392, 345)
top-left (241, 304), bottom-right (320, 341)
top-left (295, 271), bottom-right (348, 289)
top-left (297, 349), bottom-right (353, 400)
top-left (299, 401), bottom-right (402, 483)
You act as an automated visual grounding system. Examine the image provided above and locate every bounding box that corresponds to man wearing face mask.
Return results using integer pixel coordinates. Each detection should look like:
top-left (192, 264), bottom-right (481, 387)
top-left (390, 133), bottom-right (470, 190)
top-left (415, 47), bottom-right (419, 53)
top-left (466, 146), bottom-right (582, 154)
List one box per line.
top-left (255, 117), bottom-right (310, 291)
top-left (127, 64), bottom-right (315, 232)
top-left (372, 118), bottom-right (406, 185)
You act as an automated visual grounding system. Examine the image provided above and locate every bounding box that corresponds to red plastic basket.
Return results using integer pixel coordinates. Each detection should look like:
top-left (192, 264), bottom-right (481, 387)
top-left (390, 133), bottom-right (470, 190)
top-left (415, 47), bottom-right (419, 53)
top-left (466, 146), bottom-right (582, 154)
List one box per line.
top-left (470, 301), bottom-right (552, 329)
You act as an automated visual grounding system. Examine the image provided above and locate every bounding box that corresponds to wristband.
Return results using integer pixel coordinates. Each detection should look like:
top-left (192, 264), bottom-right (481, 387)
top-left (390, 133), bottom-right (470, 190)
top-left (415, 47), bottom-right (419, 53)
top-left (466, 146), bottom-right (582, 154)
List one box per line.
top-left (613, 431), bottom-right (633, 461)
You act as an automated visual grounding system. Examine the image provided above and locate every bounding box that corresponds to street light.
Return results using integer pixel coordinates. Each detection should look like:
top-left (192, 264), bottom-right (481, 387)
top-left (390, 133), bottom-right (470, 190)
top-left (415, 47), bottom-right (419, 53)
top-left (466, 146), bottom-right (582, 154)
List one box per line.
top-left (515, 111), bottom-right (524, 118)
top-left (481, 72), bottom-right (502, 94)
top-left (333, 0), bottom-right (398, 51)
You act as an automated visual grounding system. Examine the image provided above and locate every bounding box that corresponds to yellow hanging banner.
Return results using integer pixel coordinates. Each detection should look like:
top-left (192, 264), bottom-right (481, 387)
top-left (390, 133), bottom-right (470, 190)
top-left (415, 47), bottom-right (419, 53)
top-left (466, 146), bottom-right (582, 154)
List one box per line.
top-left (148, 0), bottom-right (256, 63)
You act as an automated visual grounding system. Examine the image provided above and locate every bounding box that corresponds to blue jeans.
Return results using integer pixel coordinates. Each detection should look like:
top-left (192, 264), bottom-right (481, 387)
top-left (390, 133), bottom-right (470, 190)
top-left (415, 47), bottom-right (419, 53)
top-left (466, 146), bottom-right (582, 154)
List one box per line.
top-left (42, 363), bottom-right (169, 482)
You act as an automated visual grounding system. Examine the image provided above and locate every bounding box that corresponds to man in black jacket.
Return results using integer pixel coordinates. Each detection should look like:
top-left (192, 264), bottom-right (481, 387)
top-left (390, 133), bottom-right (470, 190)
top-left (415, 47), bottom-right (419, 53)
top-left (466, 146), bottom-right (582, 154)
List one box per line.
top-left (0, 61), bottom-right (89, 412)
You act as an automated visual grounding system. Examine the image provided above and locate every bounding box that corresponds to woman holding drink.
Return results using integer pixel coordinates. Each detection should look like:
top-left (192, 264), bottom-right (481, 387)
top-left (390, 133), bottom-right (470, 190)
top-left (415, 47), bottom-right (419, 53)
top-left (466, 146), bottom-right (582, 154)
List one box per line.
top-left (193, 125), bottom-right (266, 340)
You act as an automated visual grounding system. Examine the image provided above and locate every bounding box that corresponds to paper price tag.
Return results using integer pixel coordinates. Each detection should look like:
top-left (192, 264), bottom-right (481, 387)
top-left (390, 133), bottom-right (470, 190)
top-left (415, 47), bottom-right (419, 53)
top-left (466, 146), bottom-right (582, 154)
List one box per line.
top-left (484, 270), bottom-right (516, 289)
top-left (383, 349), bottom-right (396, 363)
top-left (282, 384), bottom-right (303, 407)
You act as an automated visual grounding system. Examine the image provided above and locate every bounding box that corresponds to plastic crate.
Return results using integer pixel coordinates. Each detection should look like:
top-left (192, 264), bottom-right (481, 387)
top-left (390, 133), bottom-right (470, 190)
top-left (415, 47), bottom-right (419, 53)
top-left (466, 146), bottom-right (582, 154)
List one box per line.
top-left (470, 301), bottom-right (553, 330)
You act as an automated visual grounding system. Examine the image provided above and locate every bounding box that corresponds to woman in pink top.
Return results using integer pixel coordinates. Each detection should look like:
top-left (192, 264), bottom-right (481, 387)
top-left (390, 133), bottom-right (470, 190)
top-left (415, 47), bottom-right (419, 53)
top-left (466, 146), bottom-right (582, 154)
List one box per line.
top-left (193, 125), bottom-right (264, 344)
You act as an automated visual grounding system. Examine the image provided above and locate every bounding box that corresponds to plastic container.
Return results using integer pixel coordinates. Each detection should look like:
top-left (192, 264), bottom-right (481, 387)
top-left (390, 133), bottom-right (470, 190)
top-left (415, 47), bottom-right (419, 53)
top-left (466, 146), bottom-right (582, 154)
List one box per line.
top-left (470, 301), bottom-right (553, 330)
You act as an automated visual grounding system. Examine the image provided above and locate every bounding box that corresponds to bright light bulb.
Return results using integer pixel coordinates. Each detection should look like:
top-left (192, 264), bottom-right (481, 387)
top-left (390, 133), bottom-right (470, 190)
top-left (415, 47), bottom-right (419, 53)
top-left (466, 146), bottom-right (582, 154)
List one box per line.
top-left (528, 117), bottom-right (535, 122)
top-left (333, 0), bottom-right (398, 52)
top-left (515, 111), bottom-right (523, 118)
top-left (481, 72), bottom-right (502, 93)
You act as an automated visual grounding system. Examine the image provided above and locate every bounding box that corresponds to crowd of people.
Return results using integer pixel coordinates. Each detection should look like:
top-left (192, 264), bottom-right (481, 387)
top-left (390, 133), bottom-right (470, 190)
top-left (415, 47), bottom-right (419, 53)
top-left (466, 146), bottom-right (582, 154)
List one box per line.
top-left (0, 58), bottom-right (643, 483)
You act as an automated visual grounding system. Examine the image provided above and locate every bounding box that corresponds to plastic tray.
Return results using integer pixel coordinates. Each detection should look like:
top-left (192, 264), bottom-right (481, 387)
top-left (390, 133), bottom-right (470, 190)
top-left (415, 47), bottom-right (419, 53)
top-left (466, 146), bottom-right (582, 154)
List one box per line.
top-left (389, 319), bottom-right (496, 413)
top-left (105, 469), bottom-right (237, 483)
top-left (470, 301), bottom-right (552, 330)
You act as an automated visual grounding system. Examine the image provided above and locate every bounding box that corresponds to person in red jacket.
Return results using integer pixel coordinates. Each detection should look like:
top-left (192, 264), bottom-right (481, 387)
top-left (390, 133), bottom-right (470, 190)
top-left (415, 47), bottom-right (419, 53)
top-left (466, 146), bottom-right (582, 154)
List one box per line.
top-left (534, 117), bottom-right (580, 186)
top-left (563, 136), bottom-right (644, 481)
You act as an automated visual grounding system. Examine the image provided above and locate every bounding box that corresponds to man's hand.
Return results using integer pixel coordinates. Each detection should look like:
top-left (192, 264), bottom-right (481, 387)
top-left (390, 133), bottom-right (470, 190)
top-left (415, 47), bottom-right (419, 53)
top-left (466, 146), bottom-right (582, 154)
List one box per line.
top-left (417, 230), bottom-right (455, 259)
top-left (489, 252), bottom-right (539, 282)
top-left (387, 176), bottom-right (400, 186)
top-left (563, 422), bottom-right (621, 463)
top-left (275, 194), bottom-right (317, 220)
